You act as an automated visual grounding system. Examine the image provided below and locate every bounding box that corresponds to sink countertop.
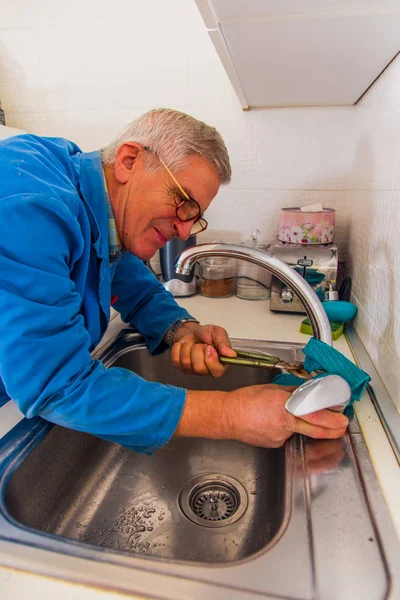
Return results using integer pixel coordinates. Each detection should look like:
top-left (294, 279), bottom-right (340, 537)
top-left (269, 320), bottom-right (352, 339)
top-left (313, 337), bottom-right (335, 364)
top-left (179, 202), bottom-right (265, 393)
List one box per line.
top-left (0, 295), bottom-right (399, 599)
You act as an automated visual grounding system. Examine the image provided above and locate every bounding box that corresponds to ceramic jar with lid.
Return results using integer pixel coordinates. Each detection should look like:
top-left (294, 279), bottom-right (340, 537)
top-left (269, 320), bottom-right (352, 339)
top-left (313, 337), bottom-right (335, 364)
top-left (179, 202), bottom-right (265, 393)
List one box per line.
top-left (235, 229), bottom-right (271, 300)
top-left (199, 255), bottom-right (236, 298)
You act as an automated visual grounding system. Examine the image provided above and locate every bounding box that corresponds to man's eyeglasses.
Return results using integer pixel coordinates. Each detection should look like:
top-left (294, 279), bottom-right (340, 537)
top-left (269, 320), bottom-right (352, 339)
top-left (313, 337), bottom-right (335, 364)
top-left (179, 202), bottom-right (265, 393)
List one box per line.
top-left (143, 146), bottom-right (208, 235)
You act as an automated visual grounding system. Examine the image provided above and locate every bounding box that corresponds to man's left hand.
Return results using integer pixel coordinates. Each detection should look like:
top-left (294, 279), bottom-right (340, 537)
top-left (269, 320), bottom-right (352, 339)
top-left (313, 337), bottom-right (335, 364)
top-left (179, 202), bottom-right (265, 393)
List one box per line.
top-left (170, 323), bottom-right (237, 378)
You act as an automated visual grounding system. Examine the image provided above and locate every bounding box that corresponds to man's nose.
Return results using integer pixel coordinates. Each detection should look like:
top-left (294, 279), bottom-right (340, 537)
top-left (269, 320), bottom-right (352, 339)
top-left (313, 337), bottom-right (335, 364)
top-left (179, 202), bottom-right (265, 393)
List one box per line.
top-left (173, 219), bottom-right (193, 240)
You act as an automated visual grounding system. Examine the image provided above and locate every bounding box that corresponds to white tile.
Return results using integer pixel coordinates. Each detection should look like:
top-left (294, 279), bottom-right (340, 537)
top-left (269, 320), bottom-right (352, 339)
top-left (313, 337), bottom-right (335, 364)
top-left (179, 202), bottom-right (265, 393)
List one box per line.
top-left (345, 107), bottom-right (400, 191)
top-left (370, 266), bottom-right (400, 354)
top-left (366, 322), bottom-right (400, 412)
top-left (0, 0), bottom-right (194, 29)
top-left (351, 291), bottom-right (374, 348)
top-left (344, 187), bottom-right (400, 412)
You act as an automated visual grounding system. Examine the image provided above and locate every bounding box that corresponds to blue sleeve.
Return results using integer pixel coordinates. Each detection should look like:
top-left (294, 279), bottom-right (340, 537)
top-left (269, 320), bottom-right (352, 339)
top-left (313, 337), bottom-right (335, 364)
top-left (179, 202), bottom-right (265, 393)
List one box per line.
top-left (111, 252), bottom-right (197, 354)
top-left (0, 194), bottom-right (186, 454)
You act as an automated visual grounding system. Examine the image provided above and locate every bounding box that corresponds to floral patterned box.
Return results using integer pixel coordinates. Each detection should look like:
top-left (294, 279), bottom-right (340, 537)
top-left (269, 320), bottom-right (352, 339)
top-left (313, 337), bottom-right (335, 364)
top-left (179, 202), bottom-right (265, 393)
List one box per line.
top-left (279, 208), bottom-right (335, 245)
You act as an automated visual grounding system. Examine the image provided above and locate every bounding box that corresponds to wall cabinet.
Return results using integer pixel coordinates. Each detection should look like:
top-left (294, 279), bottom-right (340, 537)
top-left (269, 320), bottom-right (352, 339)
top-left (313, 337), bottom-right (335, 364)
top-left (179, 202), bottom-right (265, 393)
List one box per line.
top-left (195, 0), bottom-right (400, 108)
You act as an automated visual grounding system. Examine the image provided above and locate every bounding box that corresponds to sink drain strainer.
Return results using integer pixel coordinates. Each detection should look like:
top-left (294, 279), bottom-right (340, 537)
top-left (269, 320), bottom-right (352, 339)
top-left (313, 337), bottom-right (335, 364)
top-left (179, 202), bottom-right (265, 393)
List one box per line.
top-left (179, 474), bottom-right (248, 528)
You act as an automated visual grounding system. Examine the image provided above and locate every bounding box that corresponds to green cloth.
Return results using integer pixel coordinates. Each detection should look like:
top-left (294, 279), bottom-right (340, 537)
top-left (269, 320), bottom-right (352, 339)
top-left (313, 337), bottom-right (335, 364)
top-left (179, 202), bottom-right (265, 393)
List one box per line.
top-left (274, 338), bottom-right (371, 409)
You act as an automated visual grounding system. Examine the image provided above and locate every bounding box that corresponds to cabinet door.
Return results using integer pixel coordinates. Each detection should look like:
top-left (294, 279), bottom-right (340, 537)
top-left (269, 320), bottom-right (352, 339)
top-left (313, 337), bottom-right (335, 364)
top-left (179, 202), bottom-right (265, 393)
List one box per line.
top-left (195, 0), bottom-right (400, 108)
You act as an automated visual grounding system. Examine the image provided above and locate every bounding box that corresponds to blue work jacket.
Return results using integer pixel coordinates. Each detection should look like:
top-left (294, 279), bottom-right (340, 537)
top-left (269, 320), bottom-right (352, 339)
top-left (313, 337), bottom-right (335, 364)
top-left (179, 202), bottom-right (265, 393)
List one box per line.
top-left (0, 135), bottom-right (194, 454)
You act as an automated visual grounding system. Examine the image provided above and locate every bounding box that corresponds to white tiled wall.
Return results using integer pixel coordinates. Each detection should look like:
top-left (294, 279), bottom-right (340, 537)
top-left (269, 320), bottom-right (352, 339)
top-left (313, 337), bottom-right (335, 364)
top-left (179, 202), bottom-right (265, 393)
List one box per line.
top-left (1, 0), bottom-right (399, 409)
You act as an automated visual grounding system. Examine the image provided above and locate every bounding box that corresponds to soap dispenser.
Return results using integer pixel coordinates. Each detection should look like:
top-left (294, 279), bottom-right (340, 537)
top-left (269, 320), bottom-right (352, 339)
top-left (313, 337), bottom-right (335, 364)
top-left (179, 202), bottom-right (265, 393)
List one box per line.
top-left (322, 283), bottom-right (357, 323)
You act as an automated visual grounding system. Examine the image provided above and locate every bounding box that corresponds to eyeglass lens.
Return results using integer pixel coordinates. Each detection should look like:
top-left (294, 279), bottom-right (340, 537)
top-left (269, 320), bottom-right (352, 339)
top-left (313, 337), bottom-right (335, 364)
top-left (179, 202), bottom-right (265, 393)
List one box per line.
top-left (189, 218), bottom-right (207, 235)
top-left (176, 199), bottom-right (200, 221)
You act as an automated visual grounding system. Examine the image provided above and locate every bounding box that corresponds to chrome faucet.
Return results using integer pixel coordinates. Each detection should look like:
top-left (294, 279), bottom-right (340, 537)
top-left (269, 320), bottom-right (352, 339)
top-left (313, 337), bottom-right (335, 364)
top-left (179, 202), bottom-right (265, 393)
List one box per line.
top-left (175, 242), bottom-right (332, 345)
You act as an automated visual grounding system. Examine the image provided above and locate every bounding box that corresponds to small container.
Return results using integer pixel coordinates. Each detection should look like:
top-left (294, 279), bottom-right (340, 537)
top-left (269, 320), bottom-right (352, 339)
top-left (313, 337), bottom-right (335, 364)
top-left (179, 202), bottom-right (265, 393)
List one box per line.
top-left (236, 230), bottom-right (271, 300)
top-left (199, 255), bottom-right (236, 298)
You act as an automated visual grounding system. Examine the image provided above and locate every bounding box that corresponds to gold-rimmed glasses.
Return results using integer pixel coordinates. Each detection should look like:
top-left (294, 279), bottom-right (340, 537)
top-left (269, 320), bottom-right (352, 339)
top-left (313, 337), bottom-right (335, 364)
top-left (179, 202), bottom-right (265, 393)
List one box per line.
top-left (143, 146), bottom-right (208, 235)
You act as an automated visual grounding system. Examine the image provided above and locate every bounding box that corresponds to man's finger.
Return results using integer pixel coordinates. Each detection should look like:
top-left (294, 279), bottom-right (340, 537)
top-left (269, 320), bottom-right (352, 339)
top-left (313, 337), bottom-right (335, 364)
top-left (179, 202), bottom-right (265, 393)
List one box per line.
top-left (189, 344), bottom-right (211, 375)
top-left (300, 409), bottom-right (349, 430)
top-left (293, 418), bottom-right (348, 440)
top-left (276, 385), bottom-right (298, 392)
top-left (208, 327), bottom-right (236, 357)
top-left (176, 341), bottom-right (197, 372)
top-left (217, 344), bottom-right (237, 357)
top-left (205, 345), bottom-right (228, 378)
top-left (170, 341), bottom-right (183, 368)
top-left (256, 383), bottom-right (297, 392)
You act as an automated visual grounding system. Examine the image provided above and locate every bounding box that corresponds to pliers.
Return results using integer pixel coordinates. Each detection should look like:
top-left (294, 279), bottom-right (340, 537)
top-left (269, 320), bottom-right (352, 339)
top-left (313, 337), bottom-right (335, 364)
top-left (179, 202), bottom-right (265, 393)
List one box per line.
top-left (219, 349), bottom-right (324, 380)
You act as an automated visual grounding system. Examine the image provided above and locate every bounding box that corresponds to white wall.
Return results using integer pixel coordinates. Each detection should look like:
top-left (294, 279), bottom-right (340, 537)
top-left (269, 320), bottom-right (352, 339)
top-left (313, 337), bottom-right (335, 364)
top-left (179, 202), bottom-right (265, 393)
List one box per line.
top-left (1, 0), bottom-right (399, 409)
top-left (343, 62), bottom-right (400, 412)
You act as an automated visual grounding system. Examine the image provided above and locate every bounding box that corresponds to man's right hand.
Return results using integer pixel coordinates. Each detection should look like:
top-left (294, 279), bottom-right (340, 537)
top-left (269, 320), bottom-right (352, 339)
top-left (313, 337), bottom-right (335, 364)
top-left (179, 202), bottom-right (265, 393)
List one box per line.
top-left (174, 384), bottom-right (349, 448)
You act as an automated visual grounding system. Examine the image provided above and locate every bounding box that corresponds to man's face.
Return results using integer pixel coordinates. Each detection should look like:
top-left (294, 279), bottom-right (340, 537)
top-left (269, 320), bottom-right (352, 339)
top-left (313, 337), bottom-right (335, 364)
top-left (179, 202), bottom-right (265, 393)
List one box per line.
top-left (109, 144), bottom-right (220, 261)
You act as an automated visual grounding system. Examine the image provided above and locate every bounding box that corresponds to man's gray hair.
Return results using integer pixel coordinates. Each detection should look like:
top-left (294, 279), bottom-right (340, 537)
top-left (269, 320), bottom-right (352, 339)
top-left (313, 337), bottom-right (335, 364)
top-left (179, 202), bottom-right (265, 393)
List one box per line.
top-left (100, 108), bottom-right (231, 184)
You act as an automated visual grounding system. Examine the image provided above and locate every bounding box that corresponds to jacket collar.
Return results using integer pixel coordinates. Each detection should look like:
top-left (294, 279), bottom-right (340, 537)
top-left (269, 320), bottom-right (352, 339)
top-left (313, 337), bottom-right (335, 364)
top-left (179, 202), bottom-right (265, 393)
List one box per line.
top-left (78, 150), bottom-right (109, 259)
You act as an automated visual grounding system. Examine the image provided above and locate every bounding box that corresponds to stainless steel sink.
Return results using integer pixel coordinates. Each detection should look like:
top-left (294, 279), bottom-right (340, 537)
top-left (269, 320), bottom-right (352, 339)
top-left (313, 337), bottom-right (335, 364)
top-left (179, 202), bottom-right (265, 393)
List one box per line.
top-left (5, 332), bottom-right (289, 564)
top-left (0, 329), bottom-right (397, 599)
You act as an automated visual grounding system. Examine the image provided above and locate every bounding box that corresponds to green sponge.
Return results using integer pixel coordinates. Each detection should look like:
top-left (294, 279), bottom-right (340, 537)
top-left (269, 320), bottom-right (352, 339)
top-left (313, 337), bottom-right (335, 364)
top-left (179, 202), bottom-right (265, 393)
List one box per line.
top-left (300, 318), bottom-right (344, 340)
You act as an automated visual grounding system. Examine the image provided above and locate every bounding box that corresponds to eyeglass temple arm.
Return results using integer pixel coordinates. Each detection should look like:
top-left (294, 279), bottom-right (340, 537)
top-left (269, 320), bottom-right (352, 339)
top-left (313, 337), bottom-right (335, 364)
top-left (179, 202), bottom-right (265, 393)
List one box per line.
top-left (158, 157), bottom-right (190, 201)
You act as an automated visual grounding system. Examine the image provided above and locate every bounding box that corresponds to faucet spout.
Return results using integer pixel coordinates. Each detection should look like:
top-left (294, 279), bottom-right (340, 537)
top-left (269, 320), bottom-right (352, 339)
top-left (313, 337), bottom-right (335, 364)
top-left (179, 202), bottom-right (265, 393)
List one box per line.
top-left (175, 243), bottom-right (332, 345)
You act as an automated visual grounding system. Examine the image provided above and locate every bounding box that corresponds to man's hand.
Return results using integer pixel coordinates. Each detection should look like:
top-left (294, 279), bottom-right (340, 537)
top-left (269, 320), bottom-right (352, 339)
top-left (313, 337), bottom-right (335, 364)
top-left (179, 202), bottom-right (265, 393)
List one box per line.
top-left (174, 384), bottom-right (349, 448)
top-left (170, 322), bottom-right (236, 377)
top-left (225, 384), bottom-right (349, 448)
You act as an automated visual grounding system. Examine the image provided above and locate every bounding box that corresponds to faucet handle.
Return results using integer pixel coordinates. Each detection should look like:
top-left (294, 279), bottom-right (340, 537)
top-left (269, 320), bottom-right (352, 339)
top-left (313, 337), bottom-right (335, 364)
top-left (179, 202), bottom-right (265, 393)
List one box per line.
top-left (285, 375), bottom-right (351, 416)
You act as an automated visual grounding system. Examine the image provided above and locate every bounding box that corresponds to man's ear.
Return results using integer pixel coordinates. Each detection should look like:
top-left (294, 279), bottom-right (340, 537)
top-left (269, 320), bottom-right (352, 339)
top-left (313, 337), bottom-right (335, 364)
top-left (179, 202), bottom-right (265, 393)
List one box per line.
top-left (114, 143), bottom-right (143, 183)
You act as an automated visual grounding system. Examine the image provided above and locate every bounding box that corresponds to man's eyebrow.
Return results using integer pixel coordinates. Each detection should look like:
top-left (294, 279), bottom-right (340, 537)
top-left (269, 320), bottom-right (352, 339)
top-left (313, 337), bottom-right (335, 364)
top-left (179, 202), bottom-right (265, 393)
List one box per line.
top-left (172, 184), bottom-right (195, 200)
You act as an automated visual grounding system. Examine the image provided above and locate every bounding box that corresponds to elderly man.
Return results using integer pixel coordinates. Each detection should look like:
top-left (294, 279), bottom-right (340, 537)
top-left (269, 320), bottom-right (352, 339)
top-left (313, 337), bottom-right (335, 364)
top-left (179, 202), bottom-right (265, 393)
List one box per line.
top-left (0, 108), bottom-right (348, 454)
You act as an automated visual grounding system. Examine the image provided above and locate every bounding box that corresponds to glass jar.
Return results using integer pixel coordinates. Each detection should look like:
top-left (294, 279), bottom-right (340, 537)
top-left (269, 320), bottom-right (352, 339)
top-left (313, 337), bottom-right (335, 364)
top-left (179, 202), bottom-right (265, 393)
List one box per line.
top-left (199, 256), bottom-right (236, 298)
top-left (235, 230), bottom-right (271, 300)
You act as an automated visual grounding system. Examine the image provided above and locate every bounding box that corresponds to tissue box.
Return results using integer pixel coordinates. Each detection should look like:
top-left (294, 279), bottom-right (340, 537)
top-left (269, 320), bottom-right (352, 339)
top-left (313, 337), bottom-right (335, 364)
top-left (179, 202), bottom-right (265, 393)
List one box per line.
top-left (279, 207), bottom-right (335, 245)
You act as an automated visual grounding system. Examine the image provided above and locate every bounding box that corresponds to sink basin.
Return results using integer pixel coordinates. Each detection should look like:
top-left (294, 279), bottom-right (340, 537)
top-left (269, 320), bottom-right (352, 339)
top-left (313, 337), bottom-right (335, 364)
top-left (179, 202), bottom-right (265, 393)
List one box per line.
top-left (5, 333), bottom-right (289, 564)
top-left (0, 329), bottom-right (395, 600)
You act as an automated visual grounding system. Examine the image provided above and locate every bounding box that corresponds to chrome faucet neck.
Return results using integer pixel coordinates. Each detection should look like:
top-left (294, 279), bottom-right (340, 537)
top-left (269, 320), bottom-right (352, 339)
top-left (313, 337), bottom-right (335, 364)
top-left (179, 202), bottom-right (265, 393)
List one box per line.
top-left (175, 243), bottom-right (332, 345)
